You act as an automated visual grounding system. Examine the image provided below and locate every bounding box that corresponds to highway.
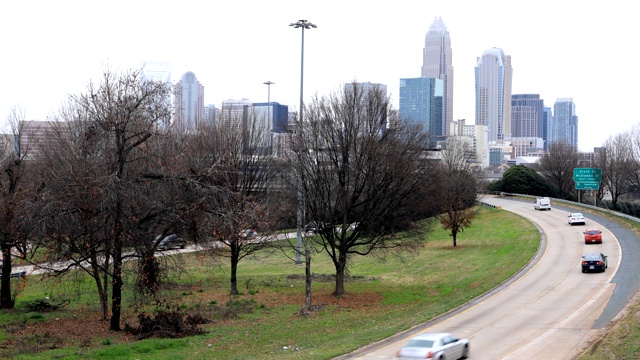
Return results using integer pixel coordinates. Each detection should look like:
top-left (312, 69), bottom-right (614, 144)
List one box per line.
top-left (339, 196), bottom-right (640, 360)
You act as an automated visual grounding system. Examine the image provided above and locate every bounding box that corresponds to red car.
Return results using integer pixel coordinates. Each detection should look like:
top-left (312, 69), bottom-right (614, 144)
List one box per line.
top-left (583, 228), bottom-right (602, 244)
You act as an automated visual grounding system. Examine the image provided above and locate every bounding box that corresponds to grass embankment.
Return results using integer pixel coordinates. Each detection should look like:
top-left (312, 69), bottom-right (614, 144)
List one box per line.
top-left (1, 207), bottom-right (539, 359)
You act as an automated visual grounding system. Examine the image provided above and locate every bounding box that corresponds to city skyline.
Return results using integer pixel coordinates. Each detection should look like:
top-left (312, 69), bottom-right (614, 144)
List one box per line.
top-left (1, 1), bottom-right (638, 152)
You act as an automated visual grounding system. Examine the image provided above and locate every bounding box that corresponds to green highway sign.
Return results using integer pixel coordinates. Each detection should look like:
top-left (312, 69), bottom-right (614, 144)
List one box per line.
top-left (575, 181), bottom-right (600, 190)
top-left (573, 168), bottom-right (602, 182)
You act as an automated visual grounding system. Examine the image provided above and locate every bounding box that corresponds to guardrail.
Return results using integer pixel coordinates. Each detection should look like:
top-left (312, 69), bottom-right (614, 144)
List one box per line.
top-left (0, 270), bottom-right (27, 279)
top-left (477, 201), bottom-right (501, 210)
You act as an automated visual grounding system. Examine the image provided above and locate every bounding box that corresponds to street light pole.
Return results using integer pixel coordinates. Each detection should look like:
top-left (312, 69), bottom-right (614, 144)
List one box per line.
top-left (290, 19), bottom-right (316, 264)
top-left (263, 80), bottom-right (274, 133)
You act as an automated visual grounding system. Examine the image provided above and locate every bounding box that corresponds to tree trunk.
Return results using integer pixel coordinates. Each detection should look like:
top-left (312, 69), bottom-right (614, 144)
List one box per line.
top-left (453, 231), bottom-right (458, 247)
top-left (91, 257), bottom-right (109, 321)
top-left (102, 250), bottom-right (111, 321)
top-left (230, 244), bottom-right (239, 295)
top-left (304, 248), bottom-right (312, 311)
top-left (109, 243), bottom-right (123, 331)
top-left (333, 251), bottom-right (347, 296)
top-left (0, 246), bottom-right (14, 309)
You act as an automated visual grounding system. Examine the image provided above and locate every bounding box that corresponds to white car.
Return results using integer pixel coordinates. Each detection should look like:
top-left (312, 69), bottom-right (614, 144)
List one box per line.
top-left (568, 212), bottom-right (586, 225)
top-left (396, 332), bottom-right (469, 359)
top-left (534, 197), bottom-right (551, 210)
top-left (238, 229), bottom-right (257, 240)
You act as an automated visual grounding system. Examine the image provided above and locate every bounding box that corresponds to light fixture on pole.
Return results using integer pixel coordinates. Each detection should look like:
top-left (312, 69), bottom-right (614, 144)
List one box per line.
top-left (290, 19), bottom-right (316, 264)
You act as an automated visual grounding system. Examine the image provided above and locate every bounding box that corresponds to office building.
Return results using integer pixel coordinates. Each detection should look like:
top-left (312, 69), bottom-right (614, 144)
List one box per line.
top-left (250, 102), bottom-right (289, 134)
top-left (475, 47), bottom-right (513, 142)
top-left (511, 94), bottom-right (544, 138)
top-left (205, 104), bottom-right (219, 126)
top-left (252, 102), bottom-right (289, 154)
top-left (422, 16), bottom-right (454, 137)
top-left (399, 77), bottom-right (443, 145)
top-left (543, 107), bottom-right (552, 151)
top-left (220, 99), bottom-right (251, 131)
top-left (550, 98), bottom-right (578, 149)
top-left (452, 119), bottom-right (489, 168)
top-left (344, 82), bottom-right (389, 132)
top-left (507, 137), bottom-right (544, 157)
top-left (173, 71), bottom-right (205, 132)
top-left (142, 61), bottom-right (172, 128)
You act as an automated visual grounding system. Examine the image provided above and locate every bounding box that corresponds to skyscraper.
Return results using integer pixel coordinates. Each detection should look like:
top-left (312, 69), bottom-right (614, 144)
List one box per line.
top-left (141, 61), bottom-right (171, 84)
top-left (543, 107), bottom-right (553, 151)
top-left (475, 47), bottom-right (513, 142)
top-left (399, 77), bottom-right (443, 145)
top-left (173, 71), bottom-right (205, 131)
top-left (142, 61), bottom-right (172, 128)
top-left (550, 98), bottom-right (578, 149)
top-left (422, 17), bottom-right (453, 137)
top-left (511, 94), bottom-right (544, 138)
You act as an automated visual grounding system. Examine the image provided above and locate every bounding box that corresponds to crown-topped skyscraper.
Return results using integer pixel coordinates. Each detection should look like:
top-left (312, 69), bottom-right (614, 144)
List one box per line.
top-left (421, 16), bottom-right (454, 138)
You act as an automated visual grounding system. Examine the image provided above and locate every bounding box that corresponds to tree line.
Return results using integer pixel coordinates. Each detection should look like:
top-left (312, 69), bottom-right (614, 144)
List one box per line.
top-left (488, 136), bottom-right (640, 212)
top-left (0, 69), bottom-right (479, 330)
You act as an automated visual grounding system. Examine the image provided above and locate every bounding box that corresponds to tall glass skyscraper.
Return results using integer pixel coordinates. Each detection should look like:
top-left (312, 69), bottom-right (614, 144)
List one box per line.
top-left (550, 98), bottom-right (578, 149)
top-left (475, 47), bottom-right (512, 142)
top-left (174, 71), bottom-right (205, 131)
top-left (399, 77), bottom-right (443, 145)
top-left (422, 17), bottom-right (453, 137)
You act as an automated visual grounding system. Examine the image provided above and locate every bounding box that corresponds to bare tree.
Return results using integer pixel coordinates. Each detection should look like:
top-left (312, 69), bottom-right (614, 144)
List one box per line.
top-left (538, 142), bottom-right (579, 200)
top-left (597, 132), bottom-right (633, 208)
top-left (626, 124), bottom-right (640, 197)
top-left (0, 106), bottom-right (38, 309)
top-left (441, 136), bottom-right (473, 172)
top-left (289, 82), bottom-right (441, 296)
top-left (34, 114), bottom-right (112, 319)
top-left (438, 169), bottom-right (477, 247)
top-left (35, 69), bottom-right (172, 330)
top-left (438, 137), bottom-right (478, 247)
top-left (178, 109), bottom-right (279, 295)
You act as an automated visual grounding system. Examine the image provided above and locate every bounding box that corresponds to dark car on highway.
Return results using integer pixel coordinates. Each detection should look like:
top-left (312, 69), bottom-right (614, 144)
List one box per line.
top-left (153, 234), bottom-right (186, 251)
top-left (581, 252), bottom-right (608, 273)
top-left (304, 222), bottom-right (318, 234)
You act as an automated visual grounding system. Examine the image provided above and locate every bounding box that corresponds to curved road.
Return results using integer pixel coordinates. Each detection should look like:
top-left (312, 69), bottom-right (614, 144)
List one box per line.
top-left (339, 196), bottom-right (640, 360)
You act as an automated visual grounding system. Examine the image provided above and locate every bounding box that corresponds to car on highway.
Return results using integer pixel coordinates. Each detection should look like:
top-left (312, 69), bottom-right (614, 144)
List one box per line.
top-left (581, 252), bottom-right (608, 273)
top-left (304, 222), bottom-right (319, 234)
top-left (153, 234), bottom-right (186, 251)
top-left (238, 229), bottom-right (257, 240)
top-left (568, 212), bottom-right (586, 225)
top-left (534, 197), bottom-right (551, 210)
top-left (396, 332), bottom-right (469, 359)
top-left (583, 228), bottom-right (603, 244)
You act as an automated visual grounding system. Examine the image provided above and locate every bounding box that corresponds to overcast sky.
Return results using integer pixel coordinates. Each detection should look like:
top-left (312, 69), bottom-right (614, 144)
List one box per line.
top-left (1, 0), bottom-right (637, 152)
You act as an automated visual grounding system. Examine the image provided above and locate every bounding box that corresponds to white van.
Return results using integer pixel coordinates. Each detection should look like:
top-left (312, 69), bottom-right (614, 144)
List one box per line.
top-left (534, 197), bottom-right (551, 211)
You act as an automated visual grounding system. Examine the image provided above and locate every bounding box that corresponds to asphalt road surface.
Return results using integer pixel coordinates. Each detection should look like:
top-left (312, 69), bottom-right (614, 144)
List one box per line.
top-left (338, 196), bottom-right (640, 360)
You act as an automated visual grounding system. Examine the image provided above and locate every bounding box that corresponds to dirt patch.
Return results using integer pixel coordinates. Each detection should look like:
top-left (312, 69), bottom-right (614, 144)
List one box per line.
top-left (1, 286), bottom-right (384, 355)
top-left (3, 314), bottom-right (134, 351)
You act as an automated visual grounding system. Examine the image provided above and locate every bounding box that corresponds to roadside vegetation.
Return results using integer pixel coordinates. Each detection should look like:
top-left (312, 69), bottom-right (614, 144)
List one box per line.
top-left (0, 207), bottom-right (539, 359)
